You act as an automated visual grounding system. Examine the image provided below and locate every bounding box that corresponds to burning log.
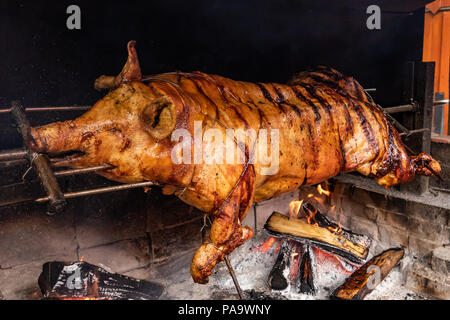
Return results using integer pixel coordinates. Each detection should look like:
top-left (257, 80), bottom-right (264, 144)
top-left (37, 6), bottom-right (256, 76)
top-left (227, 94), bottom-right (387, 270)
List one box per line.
top-left (331, 248), bottom-right (405, 300)
top-left (297, 245), bottom-right (316, 294)
top-left (38, 261), bottom-right (164, 300)
top-left (268, 240), bottom-right (296, 290)
top-left (264, 211), bottom-right (371, 263)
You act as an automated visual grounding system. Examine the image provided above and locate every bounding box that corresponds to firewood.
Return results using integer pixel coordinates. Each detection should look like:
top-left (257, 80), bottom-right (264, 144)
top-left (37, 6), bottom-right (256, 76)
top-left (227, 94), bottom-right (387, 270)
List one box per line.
top-left (38, 261), bottom-right (164, 300)
top-left (297, 244), bottom-right (316, 294)
top-left (303, 203), bottom-right (371, 252)
top-left (264, 212), bottom-right (371, 263)
top-left (268, 240), bottom-right (295, 290)
top-left (330, 248), bottom-right (405, 300)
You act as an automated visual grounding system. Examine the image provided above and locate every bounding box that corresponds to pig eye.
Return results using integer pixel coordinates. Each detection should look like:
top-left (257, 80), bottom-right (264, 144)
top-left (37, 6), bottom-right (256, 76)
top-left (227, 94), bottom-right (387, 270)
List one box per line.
top-left (142, 97), bottom-right (176, 140)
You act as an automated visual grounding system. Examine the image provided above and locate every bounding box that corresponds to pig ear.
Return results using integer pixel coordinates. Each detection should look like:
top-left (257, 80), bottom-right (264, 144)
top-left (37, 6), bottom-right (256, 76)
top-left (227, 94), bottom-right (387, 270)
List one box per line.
top-left (142, 97), bottom-right (176, 140)
top-left (95, 41), bottom-right (142, 90)
top-left (119, 41), bottom-right (142, 83)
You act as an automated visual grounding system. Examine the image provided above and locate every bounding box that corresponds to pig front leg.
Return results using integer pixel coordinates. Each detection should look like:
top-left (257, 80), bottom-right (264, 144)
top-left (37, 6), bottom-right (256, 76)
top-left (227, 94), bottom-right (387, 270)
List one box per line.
top-left (190, 165), bottom-right (255, 284)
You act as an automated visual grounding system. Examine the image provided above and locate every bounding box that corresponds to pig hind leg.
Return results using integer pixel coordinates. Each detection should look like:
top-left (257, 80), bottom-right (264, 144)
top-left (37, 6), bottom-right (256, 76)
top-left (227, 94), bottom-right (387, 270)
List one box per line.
top-left (190, 165), bottom-right (255, 284)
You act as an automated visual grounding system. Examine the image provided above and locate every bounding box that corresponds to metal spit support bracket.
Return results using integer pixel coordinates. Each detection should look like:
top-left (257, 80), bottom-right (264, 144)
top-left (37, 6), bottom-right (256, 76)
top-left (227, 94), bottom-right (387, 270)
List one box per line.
top-left (400, 61), bottom-right (435, 195)
top-left (10, 101), bottom-right (66, 215)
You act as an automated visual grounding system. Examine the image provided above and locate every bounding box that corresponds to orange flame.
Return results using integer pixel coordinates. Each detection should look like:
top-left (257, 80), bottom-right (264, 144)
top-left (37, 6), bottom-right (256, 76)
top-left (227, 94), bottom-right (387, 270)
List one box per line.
top-left (304, 204), bottom-right (317, 225)
top-left (289, 200), bottom-right (304, 218)
top-left (313, 196), bottom-right (325, 204)
top-left (317, 184), bottom-right (331, 196)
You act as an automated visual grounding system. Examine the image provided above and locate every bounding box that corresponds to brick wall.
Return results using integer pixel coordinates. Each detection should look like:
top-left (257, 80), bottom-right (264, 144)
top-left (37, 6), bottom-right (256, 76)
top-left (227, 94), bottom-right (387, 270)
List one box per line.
top-left (324, 183), bottom-right (449, 258)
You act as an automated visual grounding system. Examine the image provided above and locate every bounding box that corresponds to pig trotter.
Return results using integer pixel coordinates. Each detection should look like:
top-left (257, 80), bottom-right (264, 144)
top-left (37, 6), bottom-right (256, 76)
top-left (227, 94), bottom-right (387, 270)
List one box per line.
top-left (411, 152), bottom-right (443, 181)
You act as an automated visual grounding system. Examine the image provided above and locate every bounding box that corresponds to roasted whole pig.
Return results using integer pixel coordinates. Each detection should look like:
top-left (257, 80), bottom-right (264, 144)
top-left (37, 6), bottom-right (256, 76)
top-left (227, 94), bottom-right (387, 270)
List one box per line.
top-left (30, 42), bottom-right (440, 284)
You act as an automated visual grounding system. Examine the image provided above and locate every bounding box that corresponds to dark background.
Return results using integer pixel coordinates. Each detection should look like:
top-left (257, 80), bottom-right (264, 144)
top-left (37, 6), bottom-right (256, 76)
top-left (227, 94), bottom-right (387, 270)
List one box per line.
top-left (0, 0), bottom-right (431, 148)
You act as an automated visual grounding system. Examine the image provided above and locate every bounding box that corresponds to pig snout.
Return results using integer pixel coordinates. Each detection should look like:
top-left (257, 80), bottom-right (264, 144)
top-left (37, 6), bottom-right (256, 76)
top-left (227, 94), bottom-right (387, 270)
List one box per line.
top-left (31, 120), bottom-right (85, 154)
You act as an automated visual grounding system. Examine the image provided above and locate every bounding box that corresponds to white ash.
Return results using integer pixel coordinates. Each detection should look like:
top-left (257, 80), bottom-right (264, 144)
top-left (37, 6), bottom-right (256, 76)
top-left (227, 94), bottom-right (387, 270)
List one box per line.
top-left (156, 231), bottom-right (423, 300)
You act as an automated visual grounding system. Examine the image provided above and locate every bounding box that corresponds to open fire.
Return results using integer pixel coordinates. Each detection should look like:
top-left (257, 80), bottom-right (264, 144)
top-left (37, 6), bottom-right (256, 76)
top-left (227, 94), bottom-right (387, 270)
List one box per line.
top-left (258, 183), bottom-right (405, 299)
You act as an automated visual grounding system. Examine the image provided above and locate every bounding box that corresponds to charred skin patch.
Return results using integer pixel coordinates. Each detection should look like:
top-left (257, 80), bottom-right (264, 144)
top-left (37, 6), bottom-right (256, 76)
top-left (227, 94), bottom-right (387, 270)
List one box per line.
top-left (292, 86), bottom-right (321, 122)
top-left (352, 103), bottom-right (379, 160)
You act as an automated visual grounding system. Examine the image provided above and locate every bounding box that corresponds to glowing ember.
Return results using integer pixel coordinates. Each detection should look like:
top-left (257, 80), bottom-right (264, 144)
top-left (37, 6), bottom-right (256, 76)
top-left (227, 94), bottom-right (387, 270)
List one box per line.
top-left (307, 193), bottom-right (314, 198)
top-left (289, 245), bottom-right (301, 281)
top-left (257, 237), bottom-right (276, 253)
top-left (314, 247), bottom-right (355, 274)
top-left (289, 200), bottom-right (304, 218)
top-left (327, 221), bottom-right (342, 234)
top-left (317, 184), bottom-right (331, 196)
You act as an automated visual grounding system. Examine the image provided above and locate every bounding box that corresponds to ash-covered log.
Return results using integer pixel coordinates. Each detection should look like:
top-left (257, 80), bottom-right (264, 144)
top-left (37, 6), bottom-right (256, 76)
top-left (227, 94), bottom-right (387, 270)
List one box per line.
top-left (268, 240), bottom-right (295, 290)
top-left (331, 248), bottom-right (405, 300)
top-left (38, 261), bottom-right (164, 300)
top-left (264, 211), bottom-right (371, 263)
top-left (297, 244), bottom-right (316, 294)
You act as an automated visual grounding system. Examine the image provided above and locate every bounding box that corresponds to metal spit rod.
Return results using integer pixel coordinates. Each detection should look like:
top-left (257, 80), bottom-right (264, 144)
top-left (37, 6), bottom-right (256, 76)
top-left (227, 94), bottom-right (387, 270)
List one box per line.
top-left (383, 104), bottom-right (416, 114)
top-left (0, 148), bottom-right (27, 161)
top-left (0, 102), bottom-right (428, 118)
top-left (0, 149), bottom-right (113, 176)
top-left (53, 164), bottom-right (115, 177)
top-left (0, 106), bottom-right (91, 114)
top-left (34, 181), bottom-right (155, 203)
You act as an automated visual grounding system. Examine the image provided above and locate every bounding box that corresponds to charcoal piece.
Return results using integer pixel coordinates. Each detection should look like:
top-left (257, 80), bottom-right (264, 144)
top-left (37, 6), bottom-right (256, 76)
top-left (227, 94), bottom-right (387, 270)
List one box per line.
top-left (297, 245), bottom-right (316, 294)
top-left (38, 261), bottom-right (164, 300)
top-left (268, 240), bottom-right (295, 290)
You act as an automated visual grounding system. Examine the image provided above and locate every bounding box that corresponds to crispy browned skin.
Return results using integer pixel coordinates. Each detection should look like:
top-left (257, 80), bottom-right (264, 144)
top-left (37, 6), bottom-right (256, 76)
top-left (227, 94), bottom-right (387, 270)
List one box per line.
top-left (30, 42), bottom-right (440, 284)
